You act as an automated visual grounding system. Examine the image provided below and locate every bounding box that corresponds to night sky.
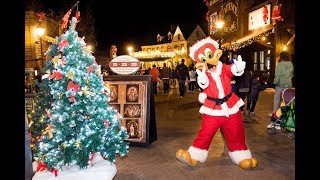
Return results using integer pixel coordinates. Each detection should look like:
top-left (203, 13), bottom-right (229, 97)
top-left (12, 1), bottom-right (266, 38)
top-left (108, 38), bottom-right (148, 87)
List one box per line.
top-left (31, 0), bottom-right (208, 55)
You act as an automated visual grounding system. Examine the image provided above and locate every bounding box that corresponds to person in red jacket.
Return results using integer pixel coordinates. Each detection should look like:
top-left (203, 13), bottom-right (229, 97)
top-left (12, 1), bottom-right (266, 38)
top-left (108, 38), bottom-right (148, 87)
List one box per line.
top-left (149, 64), bottom-right (160, 95)
top-left (176, 37), bottom-right (257, 169)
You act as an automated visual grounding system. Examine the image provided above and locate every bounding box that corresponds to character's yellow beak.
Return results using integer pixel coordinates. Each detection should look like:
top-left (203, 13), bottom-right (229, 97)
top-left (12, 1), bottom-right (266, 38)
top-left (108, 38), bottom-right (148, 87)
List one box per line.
top-left (206, 49), bottom-right (222, 66)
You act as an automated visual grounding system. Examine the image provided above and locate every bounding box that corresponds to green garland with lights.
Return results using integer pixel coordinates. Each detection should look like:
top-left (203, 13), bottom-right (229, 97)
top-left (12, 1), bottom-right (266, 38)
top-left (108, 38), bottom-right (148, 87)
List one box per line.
top-left (222, 29), bottom-right (274, 51)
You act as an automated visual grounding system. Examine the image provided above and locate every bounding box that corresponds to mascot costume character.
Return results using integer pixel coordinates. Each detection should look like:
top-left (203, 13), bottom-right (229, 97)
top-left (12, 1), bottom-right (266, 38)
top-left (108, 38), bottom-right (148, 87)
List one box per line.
top-left (175, 37), bottom-right (258, 169)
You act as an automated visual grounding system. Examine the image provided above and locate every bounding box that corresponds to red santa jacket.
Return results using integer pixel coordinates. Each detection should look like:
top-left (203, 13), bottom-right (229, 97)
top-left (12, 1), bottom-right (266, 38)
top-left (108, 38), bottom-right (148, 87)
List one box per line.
top-left (199, 61), bottom-right (244, 117)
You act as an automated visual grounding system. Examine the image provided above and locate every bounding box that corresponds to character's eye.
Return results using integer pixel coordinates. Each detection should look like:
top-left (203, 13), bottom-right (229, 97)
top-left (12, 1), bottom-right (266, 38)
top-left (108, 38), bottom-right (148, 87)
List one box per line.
top-left (198, 54), bottom-right (206, 62)
top-left (205, 48), bottom-right (213, 59)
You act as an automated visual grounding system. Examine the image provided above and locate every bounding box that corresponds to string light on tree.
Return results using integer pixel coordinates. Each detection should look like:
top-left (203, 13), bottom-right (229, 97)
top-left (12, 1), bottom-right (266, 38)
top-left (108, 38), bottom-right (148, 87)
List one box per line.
top-left (30, 7), bottom-right (129, 178)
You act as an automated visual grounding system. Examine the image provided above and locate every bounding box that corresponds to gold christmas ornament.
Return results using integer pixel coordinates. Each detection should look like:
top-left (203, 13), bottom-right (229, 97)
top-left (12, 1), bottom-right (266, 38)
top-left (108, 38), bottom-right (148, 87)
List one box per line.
top-left (74, 140), bottom-right (82, 148)
top-left (67, 72), bottom-right (75, 80)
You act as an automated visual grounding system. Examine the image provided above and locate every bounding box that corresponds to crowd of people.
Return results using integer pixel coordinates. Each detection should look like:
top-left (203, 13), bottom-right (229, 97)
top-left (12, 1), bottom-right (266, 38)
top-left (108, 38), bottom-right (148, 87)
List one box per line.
top-left (102, 52), bottom-right (294, 128)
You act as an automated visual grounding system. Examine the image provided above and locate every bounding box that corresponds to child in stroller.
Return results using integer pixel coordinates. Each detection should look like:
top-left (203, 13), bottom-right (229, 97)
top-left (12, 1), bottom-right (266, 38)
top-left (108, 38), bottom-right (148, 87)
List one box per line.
top-left (267, 88), bottom-right (295, 139)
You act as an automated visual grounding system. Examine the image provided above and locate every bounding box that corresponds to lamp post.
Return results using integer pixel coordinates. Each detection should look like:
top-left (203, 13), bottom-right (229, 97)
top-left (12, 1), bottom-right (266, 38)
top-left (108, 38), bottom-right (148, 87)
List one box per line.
top-left (215, 20), bottom-right (224, 48)
top-left (35, 22), bottom-right (45, 69)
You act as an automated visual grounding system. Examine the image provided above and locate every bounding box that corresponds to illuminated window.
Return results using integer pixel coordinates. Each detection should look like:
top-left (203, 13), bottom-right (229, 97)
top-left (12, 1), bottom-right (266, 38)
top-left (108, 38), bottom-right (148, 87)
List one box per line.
top-left (253, 51), bottom-right (266, 71)
top-left (260, 51), bottom-right (265, 70)
top-left (253, 52), bottom-right (258, 70)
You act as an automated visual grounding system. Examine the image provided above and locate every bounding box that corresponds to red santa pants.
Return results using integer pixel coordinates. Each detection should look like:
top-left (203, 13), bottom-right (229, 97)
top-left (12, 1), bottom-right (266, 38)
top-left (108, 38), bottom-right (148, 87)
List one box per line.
top-left (192, 111), bottom-right (248, 152)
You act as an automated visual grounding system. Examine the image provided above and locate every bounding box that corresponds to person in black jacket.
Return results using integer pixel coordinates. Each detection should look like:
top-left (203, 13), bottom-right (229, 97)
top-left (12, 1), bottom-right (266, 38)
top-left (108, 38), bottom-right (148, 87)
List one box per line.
top-left (176, 59), bottom-right (190, 98)
top-left (234, 68), bottom-right (251, 114)
top-left (246, 73), bottom-right (268, 115)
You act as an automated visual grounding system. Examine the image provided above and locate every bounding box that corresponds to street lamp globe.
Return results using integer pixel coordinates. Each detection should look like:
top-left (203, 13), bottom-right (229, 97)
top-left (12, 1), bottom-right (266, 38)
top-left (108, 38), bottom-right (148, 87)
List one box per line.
top-left (127, 46), bottom-right (133, 55)
top-left (35, 23), bottom-right (46, 70)
top-left (35, 24), bottom-right (45, 37)
top-left (215, 20), bottom-right (224, 29)
top-left (215, 20), bottom-right (224, 48)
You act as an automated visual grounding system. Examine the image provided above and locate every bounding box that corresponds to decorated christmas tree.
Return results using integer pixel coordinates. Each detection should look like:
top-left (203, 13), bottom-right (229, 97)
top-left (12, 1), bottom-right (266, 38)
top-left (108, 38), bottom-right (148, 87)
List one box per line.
top-left (29, 16), bottom-right (129, 176)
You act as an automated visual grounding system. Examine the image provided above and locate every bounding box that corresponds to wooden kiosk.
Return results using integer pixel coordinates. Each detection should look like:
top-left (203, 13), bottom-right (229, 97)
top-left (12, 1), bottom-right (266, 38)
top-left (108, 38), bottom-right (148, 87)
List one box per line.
top-left (104, 55), bottom-right (157, 146)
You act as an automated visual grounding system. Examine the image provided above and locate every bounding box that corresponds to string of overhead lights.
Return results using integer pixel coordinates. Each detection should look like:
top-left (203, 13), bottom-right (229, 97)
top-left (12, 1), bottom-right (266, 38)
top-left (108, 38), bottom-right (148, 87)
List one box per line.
top-left (221, 29), bottom-right (274, 51)
top-left (132, 47), bottom-right (186, 59)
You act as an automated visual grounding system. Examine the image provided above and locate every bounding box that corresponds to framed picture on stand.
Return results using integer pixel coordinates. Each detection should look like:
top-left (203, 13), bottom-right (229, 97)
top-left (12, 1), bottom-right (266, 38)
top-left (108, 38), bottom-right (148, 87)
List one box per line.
top-left (104, 75), bottom-right (157, 146)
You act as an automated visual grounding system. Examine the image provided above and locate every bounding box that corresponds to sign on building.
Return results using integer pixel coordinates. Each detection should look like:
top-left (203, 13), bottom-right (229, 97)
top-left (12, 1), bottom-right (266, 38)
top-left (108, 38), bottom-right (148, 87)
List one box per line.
top-left (248, 4), bottom-right (271, 31)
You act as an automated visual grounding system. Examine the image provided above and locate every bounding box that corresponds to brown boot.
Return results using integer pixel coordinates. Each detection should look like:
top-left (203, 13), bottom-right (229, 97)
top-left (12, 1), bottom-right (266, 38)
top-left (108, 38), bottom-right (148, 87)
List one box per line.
top-left (239, 158), bottom-right (258, 169)
top-left (176, 149), bottom-right (197, 166)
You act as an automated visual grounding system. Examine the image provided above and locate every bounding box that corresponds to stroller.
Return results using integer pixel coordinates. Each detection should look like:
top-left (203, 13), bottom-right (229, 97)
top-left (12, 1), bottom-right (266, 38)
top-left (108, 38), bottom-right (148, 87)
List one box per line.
top-left (267, 88), bottom-right (295, 139)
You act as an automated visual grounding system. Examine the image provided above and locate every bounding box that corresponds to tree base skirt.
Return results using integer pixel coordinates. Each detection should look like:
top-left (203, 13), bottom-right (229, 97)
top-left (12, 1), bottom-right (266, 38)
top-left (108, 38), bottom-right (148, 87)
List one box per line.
top-left (32, 154), bottom-right (117, 180)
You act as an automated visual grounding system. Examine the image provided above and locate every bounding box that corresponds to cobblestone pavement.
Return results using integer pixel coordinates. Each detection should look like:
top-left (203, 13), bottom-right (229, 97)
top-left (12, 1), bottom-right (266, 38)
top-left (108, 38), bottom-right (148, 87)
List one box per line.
top-left (114, 86), bottom-right (295, 180)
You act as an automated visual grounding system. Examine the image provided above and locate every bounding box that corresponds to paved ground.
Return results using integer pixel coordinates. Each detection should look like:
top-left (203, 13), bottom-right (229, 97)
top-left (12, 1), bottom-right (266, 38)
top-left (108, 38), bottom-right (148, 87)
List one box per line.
top-left (114, 86), bottom-right (295, 180)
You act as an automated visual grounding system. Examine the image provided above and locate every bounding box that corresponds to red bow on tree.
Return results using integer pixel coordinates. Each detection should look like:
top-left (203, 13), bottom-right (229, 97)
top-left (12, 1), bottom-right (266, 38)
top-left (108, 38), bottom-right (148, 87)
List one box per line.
top-left (50, 168), bottom-right (59, 177)
top-left (49, 71), bottom-right (62, 80)
top-left (36, 162), bottom-right (47, 172)
top-left (59, 39), bottom-right (69, 49)
top-left (45, 108), bottom-right (52, 118)
top-left (103, 120), bottom-right (109, 127)
top-left (67, 81), bottom-right (80, 92)
top-left (86, 65), bottom-right (94, 74)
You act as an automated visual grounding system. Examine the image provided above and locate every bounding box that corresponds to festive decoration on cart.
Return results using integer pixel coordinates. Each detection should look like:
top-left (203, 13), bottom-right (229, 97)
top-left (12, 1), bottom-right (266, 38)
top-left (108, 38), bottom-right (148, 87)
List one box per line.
top-left (176, 37), bottom-right (258, 169)
top-left (272, 3), bottom-right (284, 25)
top-left (30, 12), bottom-right (129, 179)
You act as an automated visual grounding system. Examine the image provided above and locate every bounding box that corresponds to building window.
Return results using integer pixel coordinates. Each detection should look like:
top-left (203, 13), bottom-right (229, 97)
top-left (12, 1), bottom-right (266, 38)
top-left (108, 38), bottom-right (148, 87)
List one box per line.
top-left (253, 51), bottom-right (266, 71)
top-left (253, 52), bottom-right (258, 71)
top-left (178, 34), bottom-right (181, 41)
top-left (181, 44), bottom-right (184, 48)
top-left (259, 51), bottom-right (265, 70)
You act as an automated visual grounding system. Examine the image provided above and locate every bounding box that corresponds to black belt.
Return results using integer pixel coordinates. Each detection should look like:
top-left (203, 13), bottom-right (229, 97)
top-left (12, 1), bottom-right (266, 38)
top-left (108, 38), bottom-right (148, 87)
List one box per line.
top-left (207, 92), bottom-right (232, 105)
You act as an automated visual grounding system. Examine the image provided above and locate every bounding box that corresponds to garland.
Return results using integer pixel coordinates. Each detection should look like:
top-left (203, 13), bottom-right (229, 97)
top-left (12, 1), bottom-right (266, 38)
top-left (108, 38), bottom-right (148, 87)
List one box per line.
top-left (221, 29), bottom-right (274, 51)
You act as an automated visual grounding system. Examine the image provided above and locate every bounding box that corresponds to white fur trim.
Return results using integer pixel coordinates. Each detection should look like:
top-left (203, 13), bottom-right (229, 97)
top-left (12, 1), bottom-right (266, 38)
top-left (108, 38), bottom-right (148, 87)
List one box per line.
top-left (231, 64), bottom-right (244, 76)
top-left (189, 37), bottom-right (219, 62)
top-left (198, 92), bottom-right (207, 104)
top-left (211, 70), bottom-right (224, 98)
top-left (188, 146), bottom-right (208, 163)
top-left (199, 99), bottom-right (244, 116)
top-left (228, 149), bottom-right (252, 165)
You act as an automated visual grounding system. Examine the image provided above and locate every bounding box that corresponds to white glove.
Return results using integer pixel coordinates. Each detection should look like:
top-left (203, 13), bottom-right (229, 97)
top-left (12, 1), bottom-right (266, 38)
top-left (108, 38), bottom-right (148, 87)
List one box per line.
top-left (231, 55), bottom-right (246, 76)
top-left (233, 55), bottom-right (246, 73)
top-left (196, 66), bottom-right (209, 89)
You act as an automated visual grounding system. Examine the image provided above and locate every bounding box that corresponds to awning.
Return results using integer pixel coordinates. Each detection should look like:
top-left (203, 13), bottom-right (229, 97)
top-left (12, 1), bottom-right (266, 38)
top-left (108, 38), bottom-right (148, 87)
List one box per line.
top-left (221, 25), bottom-right (274, 50)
